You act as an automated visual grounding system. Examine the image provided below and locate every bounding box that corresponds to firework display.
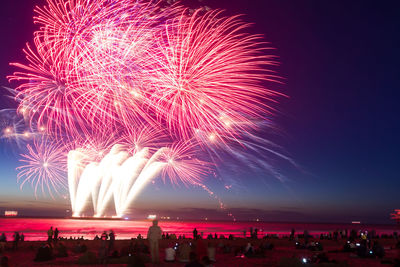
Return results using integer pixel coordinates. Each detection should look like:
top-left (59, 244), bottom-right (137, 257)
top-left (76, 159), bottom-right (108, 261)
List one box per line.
top-left (5, 0), bottom-right (282, 217)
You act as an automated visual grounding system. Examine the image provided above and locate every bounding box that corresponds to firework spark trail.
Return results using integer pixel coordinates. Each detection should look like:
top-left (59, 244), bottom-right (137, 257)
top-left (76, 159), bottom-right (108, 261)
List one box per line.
top-left (194, 183), bottom-right (237, 221)
top-left (6, 0), bottom-right (288, 218)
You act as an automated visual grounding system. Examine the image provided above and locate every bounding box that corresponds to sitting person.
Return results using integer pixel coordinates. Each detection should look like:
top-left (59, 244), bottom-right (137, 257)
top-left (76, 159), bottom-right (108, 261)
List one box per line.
top-left (260, 241), bottom-right (274, 250)
top-left (73, 241), bottom-right (86, 253)
top-left (34, 244), bottom-right (53, 262)
top-left (110, 250), bottom-right (119, 259)
top-left (244, 242), bottom-right (254, 257)
top-left (207, 242), bottom-right (216, 262)
top-left (372, 241), bottom-right (385, 258)
top-left (136, 239), bottom-right (148, 253)
top-left (178, 241), bottom-right (191, 263)
top-left (202, 256), bottom-right (214, 267)
top-left (185, 252), bottom-right (203, 267)
top-left (356, 242), bottom-right (368, 258)
top-left (0, 256), bottom-right (8, 267)
top-left (120, 241), bottom-right (135, 257)
top-left (55, 242), bottom-right (68, 257)
top-left (315, 252), bottom-right (330, 263)
top-left (196, 239), bottom-right (207, 260)
top-left (165, 243), bottom-right (176, 262)
top-left (308, 241), bottom-right (323, 251)
top-left (222, 243), bottom-right (232, 254)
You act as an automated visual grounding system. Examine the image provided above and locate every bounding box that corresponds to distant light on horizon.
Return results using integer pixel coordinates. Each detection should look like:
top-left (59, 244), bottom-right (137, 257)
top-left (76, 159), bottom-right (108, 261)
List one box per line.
top-left (147, 214), bottom-right (157, 220)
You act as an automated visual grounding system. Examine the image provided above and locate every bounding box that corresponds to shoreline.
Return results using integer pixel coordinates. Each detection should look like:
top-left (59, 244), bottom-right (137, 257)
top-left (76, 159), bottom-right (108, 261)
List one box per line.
top-left (1, 216), bottom-right (398, 226)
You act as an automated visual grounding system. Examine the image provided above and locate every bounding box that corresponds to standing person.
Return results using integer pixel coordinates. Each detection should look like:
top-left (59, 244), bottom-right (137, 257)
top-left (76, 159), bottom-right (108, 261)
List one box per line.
top-left (193, 228), bottom-right (198, 240)
top-left (108, 230), bottom-right (115, 252)
top-left (147, 220), bottom-right (162, 264)
top-left (290, 228), bottom-right (295, 241)
top-left (0, 233), bottom-right (6, 253)
top-left (101, 231), bottom-right (108, 241)
top-left (54, 228), bottom-right (59, 242)
top-left (47, 227), bottom-right (54, 243)
top-left (304, 230), bottom-right (309, 245)
top-left (99, 231), bottom-right (108, 264)
top-left (12, 232), bottom-right (20, 250)
top-left (20, 233), bottom-right (24, 242)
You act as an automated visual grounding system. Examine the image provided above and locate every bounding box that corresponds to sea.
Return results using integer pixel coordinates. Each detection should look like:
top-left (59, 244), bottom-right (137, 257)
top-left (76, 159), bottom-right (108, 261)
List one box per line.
top-left (0, 218), bottom-right (398, 241)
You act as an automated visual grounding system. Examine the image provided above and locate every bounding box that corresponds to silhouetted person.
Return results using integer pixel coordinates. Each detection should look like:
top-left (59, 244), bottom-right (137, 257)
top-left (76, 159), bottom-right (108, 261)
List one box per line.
top-left (202, 256), bottom-right (213, 267)
top-left (54, 228), bottom-right (59, 241)
top-left (333, 230), bottom-right (338, 241)
top-left (12, 232), bottom-right (20, 250)
top-left (193, 228), bottom-right (198, 239)
top-left (47, 227), bottom-right (54, 243)
top-left (109, 230), bottom-right (115, 252)
top-left (304, 230), bottom-right (309, 244)
top-left (99, 231), bottom-right (108, 263)
top-left (55, 242), bottom-right (68, 257)
top-left (0, 256), bottom-right (9, 267)
top-left (147, 220), bottom-right (162, 264)
top-left (196, 239), bottom-right (207, 260)
top-left (245, 242), bottom-right (254, 257)
top-left (372, 241), bottom-right (385, 258)
top-left (178, 241), bottom-right (191, 263)
top-left (185, 252), bottom-right (204, 267)
top-left (0, 233), bottom-right (6, 252)
top-left (290, 228), bottom-right (295, 240)
top-left (34, 243), bottom-right (53, 262)
top-left (0, 233), bottom-right (5, 242)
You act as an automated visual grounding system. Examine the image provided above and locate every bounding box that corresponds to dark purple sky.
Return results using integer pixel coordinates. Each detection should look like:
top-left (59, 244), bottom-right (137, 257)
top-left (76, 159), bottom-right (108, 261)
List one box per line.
top-left (0, 0), bottom-right (399, 224)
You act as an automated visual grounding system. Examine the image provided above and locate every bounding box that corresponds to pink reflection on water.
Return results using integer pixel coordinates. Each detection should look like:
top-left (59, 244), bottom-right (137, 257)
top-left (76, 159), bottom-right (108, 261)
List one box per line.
top-left (0, 218), bottom-right (397, 241)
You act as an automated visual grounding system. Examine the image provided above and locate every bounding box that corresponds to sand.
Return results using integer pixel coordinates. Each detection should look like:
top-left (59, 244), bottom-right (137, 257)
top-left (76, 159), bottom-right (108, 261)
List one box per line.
top-left (0, 237), bottom-right (398, 266)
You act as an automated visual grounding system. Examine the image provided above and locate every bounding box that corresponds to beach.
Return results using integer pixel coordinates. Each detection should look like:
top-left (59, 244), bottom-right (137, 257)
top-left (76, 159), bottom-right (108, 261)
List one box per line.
top-left (0, 233), bottom-right (399, 266)
top-left (0, 218), bottom-right (399, 266)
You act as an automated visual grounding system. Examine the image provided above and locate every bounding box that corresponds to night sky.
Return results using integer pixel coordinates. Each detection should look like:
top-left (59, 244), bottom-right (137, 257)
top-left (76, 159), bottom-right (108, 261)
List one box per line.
top-left (0, 0), bottom-right (399, 224)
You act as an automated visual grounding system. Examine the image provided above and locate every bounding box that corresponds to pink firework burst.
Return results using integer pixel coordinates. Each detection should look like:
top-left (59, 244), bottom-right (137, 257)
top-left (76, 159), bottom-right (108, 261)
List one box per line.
top-left (146, 9), bottom-right (282, 142)
top-left (8, 42), bottom-right (87, 139)
top-left (17, 137), bottom-right (68, 198)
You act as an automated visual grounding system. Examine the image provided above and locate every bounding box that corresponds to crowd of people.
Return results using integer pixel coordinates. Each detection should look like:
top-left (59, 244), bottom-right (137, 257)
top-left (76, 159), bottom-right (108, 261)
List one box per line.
top-left (0, 222), bottom-right (399, 266)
